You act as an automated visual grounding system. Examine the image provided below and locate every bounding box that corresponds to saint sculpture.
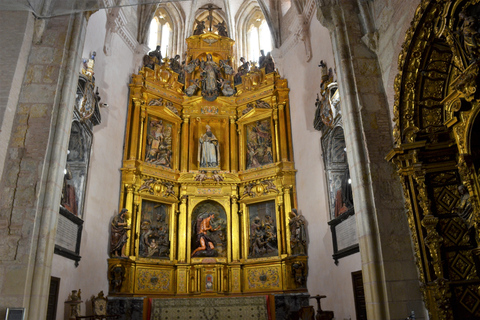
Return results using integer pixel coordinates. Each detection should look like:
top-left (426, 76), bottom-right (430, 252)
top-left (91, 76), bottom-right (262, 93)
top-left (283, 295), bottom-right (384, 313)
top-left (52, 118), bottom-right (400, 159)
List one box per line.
top-left (110, 209), bottom-right (130, 257)
top-left (192, 212), bottom-right (221, 257)
top-left (289, 209), bottom-right (307, 255)
top-left (198, 125), bottom-right (220, 168)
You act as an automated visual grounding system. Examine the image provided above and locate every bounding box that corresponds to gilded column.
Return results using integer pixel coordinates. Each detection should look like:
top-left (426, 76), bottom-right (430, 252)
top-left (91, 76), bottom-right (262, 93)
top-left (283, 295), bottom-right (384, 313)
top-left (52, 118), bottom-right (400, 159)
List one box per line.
top-left (283, 186), bottom-right (292, 255)
top-left (230, 116), bottom-right (238, 172)
top-left (137, 104), bottom-right (146, 160)
top-left (129, 99), bottom-right (142, 160)
top-left (124, 184), bottom-right (135, 256)
top-left (178, 193), bottom-right (188, 262)
top-left (278, 103), bottom-right (288, 161)
top-left (225, 118), bottom-right (230, 172)
top-left (241, 203), bottom-right (248, 259)
top-left (181, 115), bottom-right (190, 172)
top-left (414, 170), bottom-right (451, 320)
top-left (273, 104), bottom-right (280, 162)
top-left (231, 194), bottom-right (239, 261)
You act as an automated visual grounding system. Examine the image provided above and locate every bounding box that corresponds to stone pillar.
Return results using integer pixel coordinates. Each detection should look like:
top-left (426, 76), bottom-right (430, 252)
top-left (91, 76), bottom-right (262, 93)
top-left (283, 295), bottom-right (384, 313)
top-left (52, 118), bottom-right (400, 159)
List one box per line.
top-left (316, 1), bottom-right (425, 319)
top-left (0, 12), bottom-right (88, 320)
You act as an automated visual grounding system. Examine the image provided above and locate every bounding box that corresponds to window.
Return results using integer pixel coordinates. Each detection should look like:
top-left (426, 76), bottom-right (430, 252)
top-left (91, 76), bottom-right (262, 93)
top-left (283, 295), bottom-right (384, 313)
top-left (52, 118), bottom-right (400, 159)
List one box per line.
top-left (148, 10), bottom-right (173, 58)
top-left (160, 22), bottom-right (171, 58)
top-left (148, 18), bottom-right (159, 50)
top-left (246, 16), bottom-right (272, 63)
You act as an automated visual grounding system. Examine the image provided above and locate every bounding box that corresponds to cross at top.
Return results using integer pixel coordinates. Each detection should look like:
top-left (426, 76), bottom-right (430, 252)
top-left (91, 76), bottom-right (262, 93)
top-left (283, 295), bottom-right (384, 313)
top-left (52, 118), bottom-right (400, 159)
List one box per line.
top-left (199, 4), bottom-right (222, 32)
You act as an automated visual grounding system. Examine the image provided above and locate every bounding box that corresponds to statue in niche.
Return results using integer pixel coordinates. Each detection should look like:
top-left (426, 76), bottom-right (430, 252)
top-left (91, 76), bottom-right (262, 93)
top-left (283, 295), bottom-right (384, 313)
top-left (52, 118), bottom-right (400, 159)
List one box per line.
top-left (234, 57), bottom-right (250, 85)
top-left (454, 184), bottom-right (473, 228)
top-left (215, 20), bottom-right (228, 37)
top-left (110, 209), bottom-right (130, 257)
top-left (200, 54), bottom-right (221, 100)
top-left (264, 52), bottom-right (275, 74)
top-left (143, 45), bottom-right (162, 69)
top-left (459, 11), bottom-right (480, 63)
top-left (191, 213), bottom-right (221, 257)
top-left (61, 164), bottom-right (78, 215)
top-left (334, 169), bottom-right (353, 217)
top-left (198, 125), bottom-right (220, 168)
top-left (289, 209), bottom-right (307, 255)
top-left (193, 20), bottom-right (206, 35)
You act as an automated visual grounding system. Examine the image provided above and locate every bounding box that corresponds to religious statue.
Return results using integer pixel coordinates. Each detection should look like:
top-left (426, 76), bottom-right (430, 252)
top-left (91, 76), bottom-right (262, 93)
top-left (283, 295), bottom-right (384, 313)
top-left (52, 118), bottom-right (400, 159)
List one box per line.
top-left (454, 184), bottom-right (473, 228)
top-left (259, 50), bottom-right (266, 69)
top-left (219, 78), bottom-right (235, 96)
top-left (215, 20), bottom-right (228, 37)
top-left (200, 54), bottom-right (221, 100)
top-left (459, 11), bottom-right (480, 63)
top-left (220, 59), bottom-right (234, 75)
top-left (234, 57), bottom-right (249, 85)
top-left (82, 51), bottom-right (96, 78)
top-left (169, 54), bottom-right (182, 74)
top-left (185, 79), bottom-right (200, 96)
top-left (264, 52), bottom-right (275, 74)
top-left (191, 212), bottom-right (221, 257)
top-left (198, 125), bottom-right (220, 167)
top-left (61, 164), bottom-right (78, 215)
top-left (289, 209), bottom-right (307, 255)
top-left (334, 169), bottom-right (353, 217)
top-left (193, 20), bottom-right (206, 35)
top-left (110, 209), bottom-right (130, 257)
top-left (143, 45), bottom-right (162, 69)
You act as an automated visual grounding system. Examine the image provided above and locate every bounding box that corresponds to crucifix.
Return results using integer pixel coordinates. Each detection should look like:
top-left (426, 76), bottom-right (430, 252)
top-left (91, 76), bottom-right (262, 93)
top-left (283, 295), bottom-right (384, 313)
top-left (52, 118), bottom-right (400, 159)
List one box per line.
top-left (199, 4), bottom-right (222, 32)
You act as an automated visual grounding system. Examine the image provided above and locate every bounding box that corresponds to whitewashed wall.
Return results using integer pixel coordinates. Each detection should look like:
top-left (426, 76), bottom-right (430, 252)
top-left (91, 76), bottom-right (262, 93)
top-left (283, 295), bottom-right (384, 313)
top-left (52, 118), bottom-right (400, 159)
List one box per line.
top-left (277, 17), bottom-right (362, 320)
top-left (51, 9), bottom-right (135, 319)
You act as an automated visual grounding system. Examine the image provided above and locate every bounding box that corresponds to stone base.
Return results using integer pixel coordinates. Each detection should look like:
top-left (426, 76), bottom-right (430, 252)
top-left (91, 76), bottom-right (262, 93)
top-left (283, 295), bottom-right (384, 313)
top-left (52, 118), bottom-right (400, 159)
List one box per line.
top-left (273, 292), bottom-right (310, 320)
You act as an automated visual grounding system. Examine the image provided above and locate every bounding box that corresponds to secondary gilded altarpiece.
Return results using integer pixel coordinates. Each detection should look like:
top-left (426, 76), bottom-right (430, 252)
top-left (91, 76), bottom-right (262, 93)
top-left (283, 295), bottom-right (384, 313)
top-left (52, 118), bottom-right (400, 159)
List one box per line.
top-left (108, 32), bottom-right (306, 297)
top-left (388, 1), bottom-right (480, 319)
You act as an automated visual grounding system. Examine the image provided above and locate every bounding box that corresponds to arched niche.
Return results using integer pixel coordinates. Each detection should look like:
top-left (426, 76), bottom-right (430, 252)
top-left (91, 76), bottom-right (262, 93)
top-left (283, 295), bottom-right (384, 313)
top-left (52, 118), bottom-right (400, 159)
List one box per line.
top-left (190, 200), bottom-right (228, 258)
top-left (388, 1), bottom-right (480, 318)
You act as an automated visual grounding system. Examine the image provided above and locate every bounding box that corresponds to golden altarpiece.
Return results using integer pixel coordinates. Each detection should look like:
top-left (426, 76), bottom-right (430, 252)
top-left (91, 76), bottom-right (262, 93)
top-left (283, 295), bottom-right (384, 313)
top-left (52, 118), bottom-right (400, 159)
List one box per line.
top-left (107, 32), bottom-right (307, 297)
top-left (388, 1), bottom-right (480, 319)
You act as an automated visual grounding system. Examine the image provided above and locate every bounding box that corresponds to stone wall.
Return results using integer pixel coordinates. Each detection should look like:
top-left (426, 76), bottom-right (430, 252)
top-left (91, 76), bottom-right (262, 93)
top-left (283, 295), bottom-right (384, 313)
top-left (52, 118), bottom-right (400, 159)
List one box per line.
top-left (0, 13), bottom-right (88, 320)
